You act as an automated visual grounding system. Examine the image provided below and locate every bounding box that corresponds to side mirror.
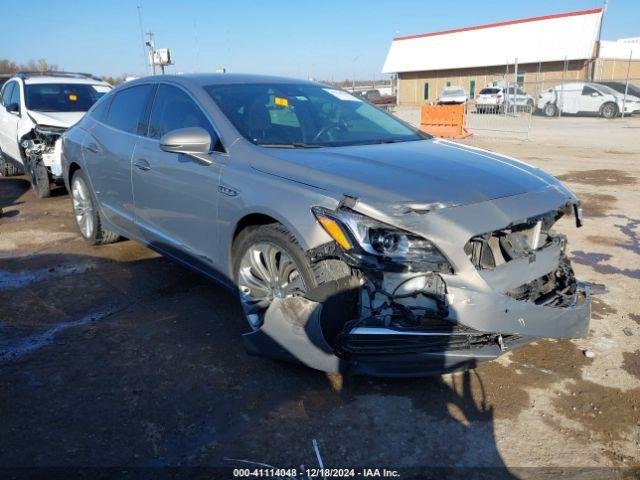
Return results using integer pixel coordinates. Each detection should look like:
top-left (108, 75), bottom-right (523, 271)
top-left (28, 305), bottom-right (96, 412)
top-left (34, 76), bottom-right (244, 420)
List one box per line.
top-left (591, 92), bottom-right (600, 97)
top-left (159, 127), bottom-right (212, 164)
top-left (5, 103), bottom-right (19, 115)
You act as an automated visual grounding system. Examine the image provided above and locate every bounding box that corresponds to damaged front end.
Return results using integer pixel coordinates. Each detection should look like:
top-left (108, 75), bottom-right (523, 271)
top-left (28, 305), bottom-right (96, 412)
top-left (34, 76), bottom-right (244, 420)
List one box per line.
top-left (21, 124), bottom-right (67, 182)
top-left (243, 191), bottom-right (590, 377)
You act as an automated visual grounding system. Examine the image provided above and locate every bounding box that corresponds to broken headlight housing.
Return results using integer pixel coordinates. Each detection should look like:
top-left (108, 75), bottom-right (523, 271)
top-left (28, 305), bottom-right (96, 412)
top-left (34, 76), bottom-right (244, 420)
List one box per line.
top-left (312, 207), bottom-right (453, 273)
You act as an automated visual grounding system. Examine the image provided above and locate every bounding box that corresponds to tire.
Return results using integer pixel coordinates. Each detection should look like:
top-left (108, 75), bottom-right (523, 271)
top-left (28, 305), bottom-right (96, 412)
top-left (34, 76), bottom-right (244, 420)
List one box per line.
top-left (0, 150), bottom-right (22, 177)
top-left (544, 103), bottom-right (558, 117)
top-left (70, 169), bottom-right (119, 245)
top-left (232, 223), bottom-right (350, 330)
top-left (27, 157), bottom-right (51, 199)
top-left (600, 102), bottom-right (618, 119)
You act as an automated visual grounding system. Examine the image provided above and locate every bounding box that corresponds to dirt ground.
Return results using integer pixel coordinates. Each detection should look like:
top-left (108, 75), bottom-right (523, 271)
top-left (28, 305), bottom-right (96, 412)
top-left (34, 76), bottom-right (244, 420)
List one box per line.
top-left (1, 116), bottom-right (639, 478)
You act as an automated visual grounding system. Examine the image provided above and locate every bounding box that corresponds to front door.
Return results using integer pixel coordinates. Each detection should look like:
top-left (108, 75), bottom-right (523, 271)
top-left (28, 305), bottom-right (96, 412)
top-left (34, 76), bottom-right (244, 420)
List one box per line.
top-left (132, 83), bottom-right (225, 272)
top-left (0, 81), bottom-right (23, 161)
top-left (578, 85), bottom-right (605, 114)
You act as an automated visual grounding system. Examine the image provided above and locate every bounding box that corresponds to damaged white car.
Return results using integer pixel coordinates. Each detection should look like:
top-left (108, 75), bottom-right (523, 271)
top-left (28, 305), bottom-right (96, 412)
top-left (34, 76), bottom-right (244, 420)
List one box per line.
top-left (0, 72), bottom-right (111, 196)
top-left (61, 74), bottom-right (590, 376)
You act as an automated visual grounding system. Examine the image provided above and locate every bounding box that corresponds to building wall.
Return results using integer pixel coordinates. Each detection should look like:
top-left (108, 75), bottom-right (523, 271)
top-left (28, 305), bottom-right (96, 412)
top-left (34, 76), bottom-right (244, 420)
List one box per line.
top-left (398, 60), bottom-right (590, 105)
top-left (595, 59), bottom-right (640, 82)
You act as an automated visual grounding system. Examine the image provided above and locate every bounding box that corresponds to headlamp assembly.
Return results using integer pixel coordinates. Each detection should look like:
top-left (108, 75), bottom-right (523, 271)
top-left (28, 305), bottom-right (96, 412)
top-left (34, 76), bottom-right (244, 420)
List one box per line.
top-left (312, 207), bottom-right (453, 273)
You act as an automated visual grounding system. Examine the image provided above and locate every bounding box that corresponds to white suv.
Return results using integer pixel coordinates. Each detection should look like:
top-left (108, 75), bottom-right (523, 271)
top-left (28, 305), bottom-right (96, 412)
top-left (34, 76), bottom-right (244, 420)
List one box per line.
top-left (537, 82), bottom-right (640, 118)
top-left (475, 85), bottom-right (534, 113)
top-left (0, 72), bottom-right (111, 197)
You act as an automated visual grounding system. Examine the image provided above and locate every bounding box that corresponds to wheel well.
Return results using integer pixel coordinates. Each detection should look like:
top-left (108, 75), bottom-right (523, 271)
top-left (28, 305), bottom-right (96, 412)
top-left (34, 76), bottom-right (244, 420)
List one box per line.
top-left (68, 162), bottom-right (81, 181)
top-left (232, 213), bottom-right (279, 242)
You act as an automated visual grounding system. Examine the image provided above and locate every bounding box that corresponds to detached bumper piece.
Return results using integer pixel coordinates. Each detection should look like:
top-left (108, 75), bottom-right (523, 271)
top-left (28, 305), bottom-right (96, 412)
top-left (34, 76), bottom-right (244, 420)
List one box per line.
top-left (338, 323), bottom-right (531, 377)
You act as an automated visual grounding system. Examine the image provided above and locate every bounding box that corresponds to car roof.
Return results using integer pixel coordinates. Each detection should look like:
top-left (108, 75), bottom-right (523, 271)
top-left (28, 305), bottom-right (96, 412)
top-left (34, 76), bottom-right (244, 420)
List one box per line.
top-left (123, 73), bottom-right (325, 89)
top-left (21, 76), bottom-right (110, 86)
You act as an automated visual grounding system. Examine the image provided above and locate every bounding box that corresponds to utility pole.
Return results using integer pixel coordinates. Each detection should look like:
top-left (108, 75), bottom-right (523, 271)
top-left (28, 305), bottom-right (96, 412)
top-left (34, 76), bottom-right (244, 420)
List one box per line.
top-left (145, 31), bottom-right (156, 75)
top-left (592, 0), bottom-right (608, 81)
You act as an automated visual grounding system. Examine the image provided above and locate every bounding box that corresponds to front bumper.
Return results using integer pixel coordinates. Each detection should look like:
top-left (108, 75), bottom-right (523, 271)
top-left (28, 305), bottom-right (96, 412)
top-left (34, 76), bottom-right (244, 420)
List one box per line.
top-left (242, 280), bottom-right (590, 377)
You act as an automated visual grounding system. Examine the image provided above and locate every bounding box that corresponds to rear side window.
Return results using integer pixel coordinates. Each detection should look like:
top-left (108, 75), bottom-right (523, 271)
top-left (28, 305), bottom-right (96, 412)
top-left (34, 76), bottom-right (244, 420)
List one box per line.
top-left (148, 84), bottom-right (222, 151)
top-left (90, 95), bottom-right (112, 123)
top-left (105, 85), bottom-right (154, 135)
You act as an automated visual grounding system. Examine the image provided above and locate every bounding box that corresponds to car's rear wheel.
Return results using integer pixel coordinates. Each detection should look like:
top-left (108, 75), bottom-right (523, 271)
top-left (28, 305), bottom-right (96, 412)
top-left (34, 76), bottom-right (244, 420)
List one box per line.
top-left (71, 169), bottom-right (119, 245)
top-left (600, 102), bottom-right (618, 119)
top-left (232, 223), bottom-right (350, 330)
top-left (544, 103), bottom-right (558, 117)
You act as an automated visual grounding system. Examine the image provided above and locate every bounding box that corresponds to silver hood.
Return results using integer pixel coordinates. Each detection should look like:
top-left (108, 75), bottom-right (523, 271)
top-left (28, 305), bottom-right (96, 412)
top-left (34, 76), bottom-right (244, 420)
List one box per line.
top-left (251, 138), bottom-right (572, 207)
top-left (27, 110), bottom-right (85, 129)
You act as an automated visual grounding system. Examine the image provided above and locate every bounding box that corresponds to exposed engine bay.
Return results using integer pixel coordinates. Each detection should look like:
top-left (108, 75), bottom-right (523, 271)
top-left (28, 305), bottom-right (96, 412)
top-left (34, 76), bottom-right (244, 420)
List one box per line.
top-left (21, 124), bottom-right (67, 179)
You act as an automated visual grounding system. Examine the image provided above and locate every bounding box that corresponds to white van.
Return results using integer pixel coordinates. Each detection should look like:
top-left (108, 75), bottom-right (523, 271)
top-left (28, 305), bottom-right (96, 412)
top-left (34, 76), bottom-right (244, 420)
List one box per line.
top-left (537, 82), bottom-right (640, 118)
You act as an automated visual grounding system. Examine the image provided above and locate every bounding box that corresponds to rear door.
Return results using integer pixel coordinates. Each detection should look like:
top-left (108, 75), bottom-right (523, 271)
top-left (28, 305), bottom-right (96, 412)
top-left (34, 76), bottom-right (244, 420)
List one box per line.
top-left (82, 83), bottom-right (154, 235)
top-left (132, 83), bottom-right (226, 272)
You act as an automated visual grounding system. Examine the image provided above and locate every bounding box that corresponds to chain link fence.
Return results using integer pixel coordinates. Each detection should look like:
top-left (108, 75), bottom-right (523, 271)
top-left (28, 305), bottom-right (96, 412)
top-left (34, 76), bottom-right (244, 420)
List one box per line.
top-left (457, 56), bottom-right (639, 140)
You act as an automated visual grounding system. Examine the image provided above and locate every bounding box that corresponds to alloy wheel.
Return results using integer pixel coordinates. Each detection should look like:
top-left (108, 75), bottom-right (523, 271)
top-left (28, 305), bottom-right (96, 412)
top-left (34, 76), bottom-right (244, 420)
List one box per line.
top-left (72, 176), bottom-right (95, 238)
top-left (237, 242), bottom-right (306, 328)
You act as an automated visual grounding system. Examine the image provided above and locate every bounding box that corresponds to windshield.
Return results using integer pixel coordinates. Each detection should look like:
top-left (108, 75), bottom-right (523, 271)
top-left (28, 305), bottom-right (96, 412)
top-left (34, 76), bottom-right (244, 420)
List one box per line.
top-left (25, 83), bottom-right (110, 112)
top-left (204, 83), bottom-right (423, 147)
top-left (479, 88), bottom-right (500, 95)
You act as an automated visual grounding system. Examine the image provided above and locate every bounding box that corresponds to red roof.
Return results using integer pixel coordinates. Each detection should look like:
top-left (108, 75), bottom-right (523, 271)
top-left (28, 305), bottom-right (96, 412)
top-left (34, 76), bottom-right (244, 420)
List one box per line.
top-left (393, 8), bottom-right (603, 42)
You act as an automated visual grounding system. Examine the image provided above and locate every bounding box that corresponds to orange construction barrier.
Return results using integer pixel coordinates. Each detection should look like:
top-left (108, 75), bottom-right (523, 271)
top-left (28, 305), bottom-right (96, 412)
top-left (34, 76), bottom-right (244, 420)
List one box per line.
top-left (420, 104), bottom-right (472, 139)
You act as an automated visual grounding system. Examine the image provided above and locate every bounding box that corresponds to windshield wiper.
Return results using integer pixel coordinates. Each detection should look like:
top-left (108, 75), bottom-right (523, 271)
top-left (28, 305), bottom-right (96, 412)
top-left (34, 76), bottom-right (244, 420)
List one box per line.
top-left (258, 143), bottom-right (323, 149)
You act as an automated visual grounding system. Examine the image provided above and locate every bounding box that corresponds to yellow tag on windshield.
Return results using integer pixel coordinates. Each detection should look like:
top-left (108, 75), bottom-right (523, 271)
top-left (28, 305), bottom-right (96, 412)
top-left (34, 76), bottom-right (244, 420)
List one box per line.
top-left (69, 94), bottom-right (78, 101)
top-left (274, 96), bottom-right (288, 107)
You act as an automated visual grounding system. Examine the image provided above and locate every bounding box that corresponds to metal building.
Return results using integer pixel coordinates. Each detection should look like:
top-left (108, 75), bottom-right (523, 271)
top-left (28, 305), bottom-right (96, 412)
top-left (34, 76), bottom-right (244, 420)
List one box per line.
top-left (383, 8), bottom-right (640, 105)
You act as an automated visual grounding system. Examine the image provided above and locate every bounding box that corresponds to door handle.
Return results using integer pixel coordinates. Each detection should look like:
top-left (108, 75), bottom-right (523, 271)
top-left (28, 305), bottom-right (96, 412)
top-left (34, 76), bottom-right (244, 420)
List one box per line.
top-left (134, 159), bottom-right (151, 171)
top-left (85, 142), bottom-right (100, 153)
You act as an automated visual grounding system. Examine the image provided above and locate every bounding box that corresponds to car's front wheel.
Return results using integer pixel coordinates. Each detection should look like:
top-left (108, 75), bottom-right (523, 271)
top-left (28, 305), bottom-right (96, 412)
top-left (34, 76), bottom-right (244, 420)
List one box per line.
top-left (27, 158), bottom-right (51, 199)
top-left (232, 223), bottom-right (350, 330)
top-left (71, 169), bottom-right (119, 245)
top-left (600, 102), bottom-right (618, 119)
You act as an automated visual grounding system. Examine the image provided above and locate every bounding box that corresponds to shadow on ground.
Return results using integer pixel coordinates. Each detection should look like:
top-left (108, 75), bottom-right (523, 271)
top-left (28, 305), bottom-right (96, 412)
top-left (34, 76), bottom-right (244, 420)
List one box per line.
top-left (0, 251), bottom-right (514, 475)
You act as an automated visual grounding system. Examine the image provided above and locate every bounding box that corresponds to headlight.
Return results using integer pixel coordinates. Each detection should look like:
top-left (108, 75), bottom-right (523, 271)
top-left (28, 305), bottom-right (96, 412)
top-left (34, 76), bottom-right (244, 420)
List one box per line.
top-left (312, 207), bottom-right (453, 273)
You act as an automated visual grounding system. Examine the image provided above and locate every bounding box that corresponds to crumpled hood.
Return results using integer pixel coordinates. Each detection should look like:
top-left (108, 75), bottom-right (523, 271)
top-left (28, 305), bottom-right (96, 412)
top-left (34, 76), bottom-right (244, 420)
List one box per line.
top-left (27, 110), bottom-right (85, 129)
top-left (251, 139), bottom-right (570, 207)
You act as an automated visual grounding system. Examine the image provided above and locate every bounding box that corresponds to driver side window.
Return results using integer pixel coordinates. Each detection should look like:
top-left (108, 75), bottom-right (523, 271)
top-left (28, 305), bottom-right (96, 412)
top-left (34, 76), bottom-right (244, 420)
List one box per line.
top-left (1, 82), bottom-right (15, 107)
top-left (582, 86), bottom-right (599, 96)
top-left (148, 84), bottom-right (223, 152)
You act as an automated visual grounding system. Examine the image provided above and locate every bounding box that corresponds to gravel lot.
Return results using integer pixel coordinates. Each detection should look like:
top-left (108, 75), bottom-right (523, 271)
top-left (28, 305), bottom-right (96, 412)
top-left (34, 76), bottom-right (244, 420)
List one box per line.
top-left (1, 115), bottom-right (639, 477)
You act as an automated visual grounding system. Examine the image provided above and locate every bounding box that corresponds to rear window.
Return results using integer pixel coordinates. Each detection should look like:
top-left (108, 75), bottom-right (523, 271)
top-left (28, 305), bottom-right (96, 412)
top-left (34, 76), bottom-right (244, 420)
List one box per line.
top-left (24, 83), bottom-right (110, 112)
top-left (479, 88), bottom-right (500, 94)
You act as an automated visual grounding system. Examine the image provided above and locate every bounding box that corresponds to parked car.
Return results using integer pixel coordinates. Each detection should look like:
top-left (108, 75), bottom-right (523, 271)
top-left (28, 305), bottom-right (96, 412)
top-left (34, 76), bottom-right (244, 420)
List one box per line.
top-left (0, 72), bottom-right (111, 196)
top-left (537, 82), bottom-right (640, 118)
top-left (358, 89), bottom-right (396, 106)
top-left (475, 85), bottom-right (534, 113)
top-left (595, 81), bottom-right (640, 100)
top-left (61, 74), bottom-right (590, 376)
top-left (438, 86), bottom-right (467, 105)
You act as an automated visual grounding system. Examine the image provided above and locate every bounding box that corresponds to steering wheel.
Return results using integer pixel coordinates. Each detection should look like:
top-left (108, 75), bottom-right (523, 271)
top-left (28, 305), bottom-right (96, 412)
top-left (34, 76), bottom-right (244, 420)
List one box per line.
top-left (312, 124), bottom-right (343, 143)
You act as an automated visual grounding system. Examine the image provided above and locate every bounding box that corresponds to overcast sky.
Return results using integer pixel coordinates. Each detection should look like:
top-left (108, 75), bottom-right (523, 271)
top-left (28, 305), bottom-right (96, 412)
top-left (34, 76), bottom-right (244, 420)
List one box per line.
top-left (1, 0), bottom-right (636, 80)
